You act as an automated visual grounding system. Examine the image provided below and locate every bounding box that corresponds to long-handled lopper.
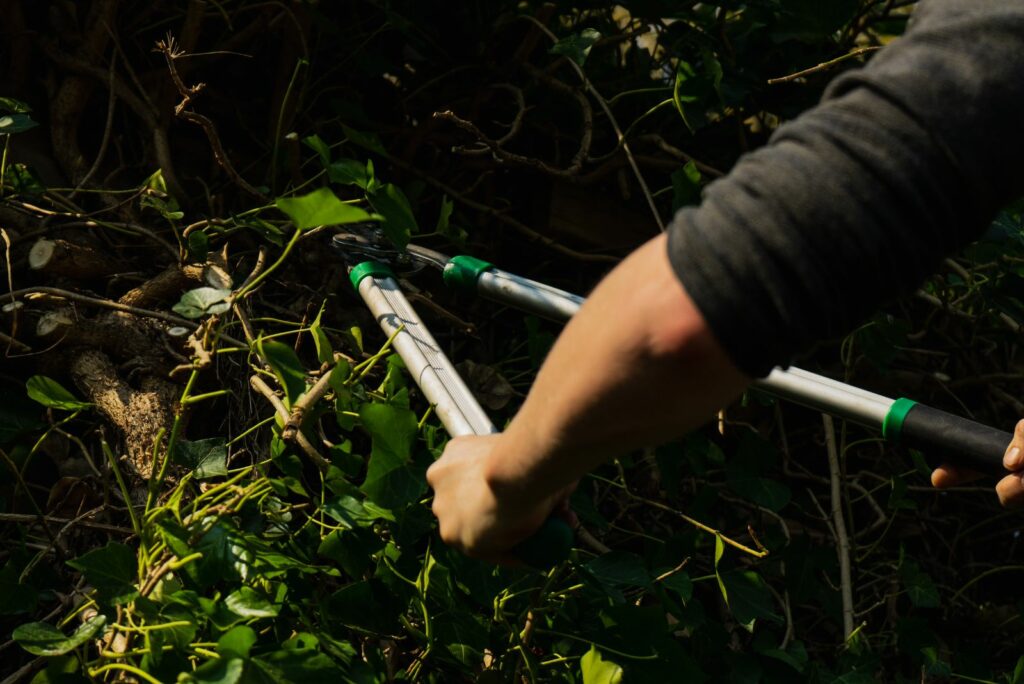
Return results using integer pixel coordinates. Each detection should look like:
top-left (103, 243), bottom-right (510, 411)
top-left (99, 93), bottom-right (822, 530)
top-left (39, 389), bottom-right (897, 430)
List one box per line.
top-left (342, 250), bottom-right (574, 568)
top-left (335, 230), bottom-right (1014, 564)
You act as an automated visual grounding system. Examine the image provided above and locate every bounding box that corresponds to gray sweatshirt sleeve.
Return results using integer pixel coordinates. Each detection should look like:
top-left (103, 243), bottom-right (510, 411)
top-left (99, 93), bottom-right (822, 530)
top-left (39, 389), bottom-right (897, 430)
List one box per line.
top-left (666, 0), bottom-right (1024, 377)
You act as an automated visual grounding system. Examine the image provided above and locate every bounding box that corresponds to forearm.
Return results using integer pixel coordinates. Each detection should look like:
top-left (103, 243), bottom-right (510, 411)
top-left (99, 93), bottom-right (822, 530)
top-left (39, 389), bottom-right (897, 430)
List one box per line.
top-left (484, 234), bottom-right (749, 500)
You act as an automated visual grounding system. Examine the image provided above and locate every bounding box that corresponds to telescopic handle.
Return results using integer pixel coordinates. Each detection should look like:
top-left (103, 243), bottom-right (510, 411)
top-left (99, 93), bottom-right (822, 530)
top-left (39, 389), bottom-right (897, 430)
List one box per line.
top-left (898, 403), bottom-right (1012, 477)
top-left (352, 264), bottom-right (573, 567)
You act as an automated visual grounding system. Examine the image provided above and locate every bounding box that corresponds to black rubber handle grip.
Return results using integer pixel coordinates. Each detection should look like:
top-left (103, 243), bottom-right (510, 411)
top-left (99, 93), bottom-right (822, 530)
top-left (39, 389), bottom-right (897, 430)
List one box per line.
top-left (901, 404), bottom-right (1012, 477)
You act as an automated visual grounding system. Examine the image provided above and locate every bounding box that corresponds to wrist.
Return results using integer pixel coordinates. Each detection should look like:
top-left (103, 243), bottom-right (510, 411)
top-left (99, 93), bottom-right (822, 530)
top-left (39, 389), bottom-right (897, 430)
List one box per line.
top-left (483, 422), bottom-right (563, 505)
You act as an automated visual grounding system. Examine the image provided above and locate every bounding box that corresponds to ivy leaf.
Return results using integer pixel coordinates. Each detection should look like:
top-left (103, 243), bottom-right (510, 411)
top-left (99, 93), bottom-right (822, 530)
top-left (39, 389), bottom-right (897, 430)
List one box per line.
top-left (0, 113), bottom-right (38, 135)
top-left (367, 183), bottom-right (417, 249)
top-left (714, 533), bottom-right (727, 605)
top-left (66, 541), bottom-right (139, 605)
top-left (13, 615), bottom-right (106, 656)
top-left (550, 28), bottom-right (602, 67)
top-left (359, 402), bottom-right (424, 509)
top-left (258, 339), bottom-right (308, 408)
top-left (0, 97), bottom-right (31, 113)
top-left (328, 158), bottom-right (372, 189)
top-left (225, 586), bottom-right (279, 618)
top-left (341, 124), bottom-right (387, 156)
top-left (435, 195), bottom-right (465, 246)
top-left (585, 552), bottom-right (650, 589)
top-left (303, 134), bottom-right (332, 168)
top-left (580, 645), bottom-right (623, 684)
top-left (671, 161), bottom-right (702, 212)
top-left (720, 570), bottom-right (782, 632)
top-left (174, 438), bottom-right (228, 479)
top-left (673, 60), bottom-right (703, 133)
top-left (173, 287), bottom-right (232, 319)
top-left (180, 657), bottom-right (245, 684)
top-left (26, 375), bottom-right (91, 411)
top-left (276, 187), bottom-right (374, 230)
top-left (218, 625), bottom-right (257, 659)
top-left (900, 560), bottom-right (940, 608)
top-left (727, 473), bottom-right (791, 512)
top-left (1010, 655), bottom-right (1024, 684)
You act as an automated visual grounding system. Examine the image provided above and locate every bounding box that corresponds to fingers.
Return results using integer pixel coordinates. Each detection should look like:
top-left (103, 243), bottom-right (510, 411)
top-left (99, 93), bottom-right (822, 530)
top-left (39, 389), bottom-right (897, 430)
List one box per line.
top-left (996, 472), bottom-right (1024, 507)
top-left (931, 463), bottom-right (981, 488)
top-left (1004, 418), bottom-right (1024, 471)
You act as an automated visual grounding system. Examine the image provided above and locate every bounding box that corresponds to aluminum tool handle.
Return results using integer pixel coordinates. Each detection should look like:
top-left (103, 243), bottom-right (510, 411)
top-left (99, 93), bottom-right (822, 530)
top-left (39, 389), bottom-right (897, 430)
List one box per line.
top-left (352, 264), bottom-right (573, 567)
top-left (443, 256), bottom-right (1015, 475)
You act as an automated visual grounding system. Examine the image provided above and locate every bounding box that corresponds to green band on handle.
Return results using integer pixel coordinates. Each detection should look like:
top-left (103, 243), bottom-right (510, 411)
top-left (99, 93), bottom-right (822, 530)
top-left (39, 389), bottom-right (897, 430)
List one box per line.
top-left (512, 517), bottom-right (574, 569)
top-left (443, 255), bottom-right (493, 293)
top-left (349, 261), bottom-right (395, 291)
top-left (882, 397), bottom-right (918, 443)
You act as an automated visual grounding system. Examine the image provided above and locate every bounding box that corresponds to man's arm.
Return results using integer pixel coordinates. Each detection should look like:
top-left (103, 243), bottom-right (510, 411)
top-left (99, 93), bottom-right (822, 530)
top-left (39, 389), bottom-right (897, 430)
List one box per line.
top-left (426, 234), bottom-right (748, 560)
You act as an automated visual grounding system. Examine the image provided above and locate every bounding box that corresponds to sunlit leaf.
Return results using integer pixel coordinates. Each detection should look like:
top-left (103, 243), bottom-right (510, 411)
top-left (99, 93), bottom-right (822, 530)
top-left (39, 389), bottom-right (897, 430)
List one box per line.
top-left (13, 615), bottom-right (106, 656)
top-left (26, 375), bottom-right (91, 411)
top-left (581, 645), bottom-right (623, 684)
top-left (173, 287), bottom-right (232, 319)
top-left (258, 339), bottom-right (308, 408)
top-left (174, 438), bottom-right (228, 479)
top-left (276, 187), bottom-right (374, 230)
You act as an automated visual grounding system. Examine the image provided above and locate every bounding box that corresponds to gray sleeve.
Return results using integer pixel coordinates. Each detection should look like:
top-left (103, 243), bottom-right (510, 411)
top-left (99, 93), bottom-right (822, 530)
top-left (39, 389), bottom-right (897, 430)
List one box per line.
top-left (667, 0), bottom-right (1024, 377)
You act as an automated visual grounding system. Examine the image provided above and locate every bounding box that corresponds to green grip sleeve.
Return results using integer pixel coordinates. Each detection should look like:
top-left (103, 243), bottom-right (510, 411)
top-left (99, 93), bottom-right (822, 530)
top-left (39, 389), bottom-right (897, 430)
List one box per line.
top-left (512, 517), bottom-right (574, 569)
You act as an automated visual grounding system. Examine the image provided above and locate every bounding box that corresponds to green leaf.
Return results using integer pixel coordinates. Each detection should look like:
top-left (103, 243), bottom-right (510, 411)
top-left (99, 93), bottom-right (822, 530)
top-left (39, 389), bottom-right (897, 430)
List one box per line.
top-left (172, 287), bottom-right (232, 319)
top-left (359, 402), bottom-right (424, 508)
top-left (328, 158), bottom-right (372, 189)
top-left (1010, 654), bottom-right (1024, 684)
top-left (309, 302), bottom-right (334, 365)
top-left (673, 60), bottom-right (704, 133)
top-left (6, 163), bottom-right (46, 196)
top-left (26, 376), bottom-right (91, 411)
top-left (550, 28), bottom-right (602, 67)
top-left (174, 438), bottom-right (228, 479)
top-left (660, 571), bottom-right (693, 602)
top-left (368, 183), bottom-right (417, 249)
top-left (218, 626), bottom-right (257, 659)
top-left (66, 542), bottom-right (139, 605)
top-left (581, 645), bottom-right (623, 684)
top-left (714, 533), bottom-right (727, 604)
top-left (303, 134), bottom-right (331, 168)
top-left (258, 339), bottom-right (308, 408)
top-left (341, 124), bottom-right (387, 156)
top-left (0, 113), bottom-right (38, 135)
top-left (0, 97), bottom-right (32, 113)
top-left (224, 586), bottom-right (279, 619)
top-left (435, 195), bottom-right (465, 245)
top-left (719, 570), bottom-right (782, 631)
top-left (727, 473), bottom-right (791, 512)
top-left (671, 161), bottom-right (702, 212)
top-left (13, 615), bottom-right (106, 656)
top-left (900, 560), bottom-right (940, 608)
top-left (187, 230), bottom-right (209, 261)
top-left (140, 169), bottom-right (183, 219)
top-left (180, 656), bottom-right (245, 684)
top-left (585, 552), bottom-right (650, 588)
top-left (921, 647), bottom-right (952, 677)
top-left (275, 187), bottom-right (374, 230)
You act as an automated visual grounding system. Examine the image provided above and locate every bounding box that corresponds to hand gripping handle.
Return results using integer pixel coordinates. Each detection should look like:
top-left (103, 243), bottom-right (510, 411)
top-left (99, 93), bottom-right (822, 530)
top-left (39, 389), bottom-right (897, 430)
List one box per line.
top-left (898, 403), bottom-right (1012, 477)
top-left (353, 267), bottom-right (574, 567)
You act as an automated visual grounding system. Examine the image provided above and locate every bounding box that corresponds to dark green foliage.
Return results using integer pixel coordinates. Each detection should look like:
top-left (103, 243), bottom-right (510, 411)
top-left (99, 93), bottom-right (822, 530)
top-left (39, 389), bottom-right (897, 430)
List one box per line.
top-left (2, 0), bottom-right (1023, 681)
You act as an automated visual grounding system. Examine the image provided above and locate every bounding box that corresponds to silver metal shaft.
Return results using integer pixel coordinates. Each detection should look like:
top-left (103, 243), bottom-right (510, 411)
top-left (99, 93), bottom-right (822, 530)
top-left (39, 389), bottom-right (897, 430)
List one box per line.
top-left (475, 267), bottom-right (897, 429)
top-left (357, 274), bottom-right (495, 437)
top-left (477, 269), bottom-right (586, 322)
